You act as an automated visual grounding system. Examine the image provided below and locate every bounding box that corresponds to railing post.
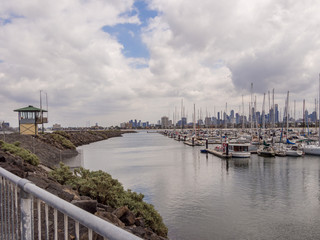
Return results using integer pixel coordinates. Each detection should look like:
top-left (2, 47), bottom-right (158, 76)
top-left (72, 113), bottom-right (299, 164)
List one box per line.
top-left (20, 188), bottom-right (33, 239)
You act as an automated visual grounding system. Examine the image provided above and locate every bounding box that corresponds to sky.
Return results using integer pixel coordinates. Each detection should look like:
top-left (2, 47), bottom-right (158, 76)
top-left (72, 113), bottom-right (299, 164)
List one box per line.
top-left (1, 0), bottom-right (320, 127)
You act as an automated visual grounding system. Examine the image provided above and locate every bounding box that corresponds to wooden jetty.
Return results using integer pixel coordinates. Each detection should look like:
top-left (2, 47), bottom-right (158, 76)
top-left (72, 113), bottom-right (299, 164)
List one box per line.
top-left (207, 148), bottom-right (232, 159)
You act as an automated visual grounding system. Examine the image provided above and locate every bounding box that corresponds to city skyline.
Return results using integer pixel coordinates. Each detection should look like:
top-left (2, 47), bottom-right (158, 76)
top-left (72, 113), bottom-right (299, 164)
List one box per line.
top-left (1, 1), bottom-right (320, 127)
top-left (2, 94), bottom-right (319, 128)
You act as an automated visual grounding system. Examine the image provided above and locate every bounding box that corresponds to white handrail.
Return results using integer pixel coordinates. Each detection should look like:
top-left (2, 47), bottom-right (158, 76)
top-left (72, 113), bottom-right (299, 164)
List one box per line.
top-left (0, 167), bottom-right (141, 240)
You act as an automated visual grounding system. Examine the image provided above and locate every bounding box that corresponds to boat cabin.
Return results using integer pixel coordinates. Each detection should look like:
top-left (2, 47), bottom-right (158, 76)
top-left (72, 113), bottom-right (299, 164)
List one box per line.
top-left (228, 143), bottom-right (250, 152)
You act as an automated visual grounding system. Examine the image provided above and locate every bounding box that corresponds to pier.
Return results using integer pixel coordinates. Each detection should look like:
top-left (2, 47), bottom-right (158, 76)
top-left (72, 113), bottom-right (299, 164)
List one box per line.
top-left (206, 148), bottom-right (232, 158)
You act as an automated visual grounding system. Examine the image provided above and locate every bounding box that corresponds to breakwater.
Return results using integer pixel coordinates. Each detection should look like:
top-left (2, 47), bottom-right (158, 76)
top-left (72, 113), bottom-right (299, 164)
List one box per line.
top-left (0, 130), bottom-right (168, 239)
top-left (2, 130), bottom-right (135, 167)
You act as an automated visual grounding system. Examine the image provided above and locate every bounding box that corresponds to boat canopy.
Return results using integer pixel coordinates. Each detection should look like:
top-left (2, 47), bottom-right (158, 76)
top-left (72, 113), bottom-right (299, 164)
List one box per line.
top-left (286, 139), bottom-right (295, 145)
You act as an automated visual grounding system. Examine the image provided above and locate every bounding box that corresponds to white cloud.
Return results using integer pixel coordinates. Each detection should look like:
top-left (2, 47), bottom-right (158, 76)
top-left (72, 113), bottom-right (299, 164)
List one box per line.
top-left (1, 0), bottom-right (320, 127)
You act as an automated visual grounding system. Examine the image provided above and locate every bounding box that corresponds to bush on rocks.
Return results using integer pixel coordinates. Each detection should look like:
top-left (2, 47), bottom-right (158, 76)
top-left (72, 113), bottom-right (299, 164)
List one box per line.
top-left (0, 140), bottom-right (39, 166)
top-left (51, 133), bottom-right (76, 149)
top-left (49, 163), bottom-right (168, 237)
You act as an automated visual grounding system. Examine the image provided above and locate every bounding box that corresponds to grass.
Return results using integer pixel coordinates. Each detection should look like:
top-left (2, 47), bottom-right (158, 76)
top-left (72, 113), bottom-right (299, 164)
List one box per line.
top-left (51, 133), bottom-right (76, 149)
top-left (0, 140), bottom-right (39, 166)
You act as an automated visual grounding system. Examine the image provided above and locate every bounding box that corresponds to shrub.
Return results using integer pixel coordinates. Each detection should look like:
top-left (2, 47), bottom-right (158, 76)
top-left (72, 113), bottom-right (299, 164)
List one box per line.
top-left (51, 133), bottom-right (76, 149)
top-left (0, 140), bottom-right (39, 166)
top-left (49, 163), bottom-right (168, 237)
top-left (49, 162), bottom-right (75, 185)
top-left (54, 131), bottom-right (71, 139)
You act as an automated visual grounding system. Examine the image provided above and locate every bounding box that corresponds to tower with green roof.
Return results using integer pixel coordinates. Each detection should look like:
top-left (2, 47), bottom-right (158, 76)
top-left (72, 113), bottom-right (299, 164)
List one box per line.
top-left (14, 105), bottom-right (48, 135)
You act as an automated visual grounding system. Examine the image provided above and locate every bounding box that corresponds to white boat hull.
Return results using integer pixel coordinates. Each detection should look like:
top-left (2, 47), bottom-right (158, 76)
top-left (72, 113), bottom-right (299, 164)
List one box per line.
top-left (303, 145), bottom-right (320, 156)
top-left (286, 150), bottom-right (303, 157)
top-left (231, 152), bottom-right (251, 158)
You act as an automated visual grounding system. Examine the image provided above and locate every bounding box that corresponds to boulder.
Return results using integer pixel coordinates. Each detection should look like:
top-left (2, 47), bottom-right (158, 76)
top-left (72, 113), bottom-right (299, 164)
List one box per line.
top-left (27, 174), bottom-right (50, 189)
top-left (131, 226), bottom-right (147, 238)
top-left (71, 200), bottom-right (97, 214)
top-left (113, 206), bottom-right (136, 226)
top-left (2, 164), bottom-right (25, 178)
top-left (46, 183), bottom-right (75, 202)
top-left (135, 217), bottom-right (145, 227)
top-left (95, 211), bottom-right (125, 228)
top-left (80, 195), bottom-right (92, 200)
top-left (0, 155), bottom-right (6, 162)
top-left (120, 210), bottom-right (136, 226)
top-left (145, 229), bottom-right (162, 240)
top-left (113, 206), bottom-right (129, 218)
top-left (63, 186), bottom-right (81, 200)
top-left (97, 203), bottom-right (114, 213)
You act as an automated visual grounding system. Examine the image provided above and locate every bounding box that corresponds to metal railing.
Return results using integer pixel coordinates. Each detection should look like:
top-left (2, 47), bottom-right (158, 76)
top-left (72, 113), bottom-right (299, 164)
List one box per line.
top-left (0, 167), bottom-right (141, 240)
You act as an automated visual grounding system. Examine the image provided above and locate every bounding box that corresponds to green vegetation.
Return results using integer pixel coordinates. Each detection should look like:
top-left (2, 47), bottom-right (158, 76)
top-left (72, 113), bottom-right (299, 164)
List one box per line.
top-left (13, 141), bottom-right (21, 147)
top-left (51, 133), bottom-right (76, 149)
top-left (50, 163), bottom-right (168, 237)
top-left (0, 140), bottom-right (39, 166)
top-left (54, 130), bottom-right (71, 139)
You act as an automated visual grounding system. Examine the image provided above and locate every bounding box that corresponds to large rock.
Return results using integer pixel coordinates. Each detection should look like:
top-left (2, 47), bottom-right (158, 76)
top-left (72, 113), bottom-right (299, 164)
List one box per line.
top-left (131, 226), bottom-right (147, 238)
top-left (97, 203), bottom-right (114, 213)
top-left (95, 211), bottom-right (125, 228)
top-left (113, 206), bottom-right (129, 218)
top-left (120, 210), bottom-right (136, 226)
top-left (135, 217), bottom-right (145, 227)
top-left (71, 200), bottom-right (97, 214)
top-left (113, 206), bottom-right (136, 226)
top-left (63, 186), bottom-right (81, 200)
top-left (80, 195), bottom-right (92, 200)
top-left (1, 164), bottom-right (25, 178)
top-left (0, 155), bottom-right (6, 162)
top-left (46, 183), bottom-right (75, 202)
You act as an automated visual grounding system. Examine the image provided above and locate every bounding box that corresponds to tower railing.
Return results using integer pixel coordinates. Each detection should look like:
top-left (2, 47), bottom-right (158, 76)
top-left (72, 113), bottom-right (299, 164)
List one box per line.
top-left (0, 167), bottom-right (141, 240)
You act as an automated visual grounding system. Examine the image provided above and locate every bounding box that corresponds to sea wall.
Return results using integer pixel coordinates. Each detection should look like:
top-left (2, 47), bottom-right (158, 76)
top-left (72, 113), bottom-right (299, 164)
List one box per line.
top-left (0, 130), bottom-right (168, 239)
top-left (2, 130), bottom-right (134, 168)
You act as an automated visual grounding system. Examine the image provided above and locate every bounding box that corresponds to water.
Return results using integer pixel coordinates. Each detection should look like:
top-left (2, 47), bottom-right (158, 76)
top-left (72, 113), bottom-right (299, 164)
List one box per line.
top-left (74, 131), bottom-right (320, 240)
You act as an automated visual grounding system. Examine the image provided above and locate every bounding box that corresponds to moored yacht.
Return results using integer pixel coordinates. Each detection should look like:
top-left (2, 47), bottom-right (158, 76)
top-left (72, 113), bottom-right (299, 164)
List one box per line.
top-left (286, 145), bottom-right (303, 157)
top-left (228, 143), bottom-right (251, 158)
top-left (257, 145), bottom-right (275, 157)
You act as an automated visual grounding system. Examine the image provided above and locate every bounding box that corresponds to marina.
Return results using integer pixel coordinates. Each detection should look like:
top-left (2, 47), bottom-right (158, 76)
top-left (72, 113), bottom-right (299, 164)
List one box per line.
top-left (75, 130), bottom-right (320, 240)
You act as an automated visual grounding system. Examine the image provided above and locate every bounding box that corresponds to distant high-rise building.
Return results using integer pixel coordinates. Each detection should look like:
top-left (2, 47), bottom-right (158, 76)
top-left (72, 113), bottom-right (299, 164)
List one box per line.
top-left (205, 117), bottom-right (212, 127)
top-left (235, 113), bottom-right (240, 124)
top-left (161, 116), bottom-right (169, 128)
top-left (181, 117), bottom-right (187, 127)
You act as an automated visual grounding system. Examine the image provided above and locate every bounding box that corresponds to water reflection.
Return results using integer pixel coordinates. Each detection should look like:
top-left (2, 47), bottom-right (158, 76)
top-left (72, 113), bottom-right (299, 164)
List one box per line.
top-left (75, 131), bottom-right (320, 240)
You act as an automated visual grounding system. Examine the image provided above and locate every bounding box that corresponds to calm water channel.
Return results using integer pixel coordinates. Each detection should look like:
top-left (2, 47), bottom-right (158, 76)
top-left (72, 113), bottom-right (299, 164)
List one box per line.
top-left (73, 131), bottom-right (320, 240)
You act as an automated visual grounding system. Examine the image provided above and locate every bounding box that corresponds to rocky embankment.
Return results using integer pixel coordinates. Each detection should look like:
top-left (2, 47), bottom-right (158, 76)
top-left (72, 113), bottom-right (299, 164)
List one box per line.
top-left (0, 130), bottom-right (168, 239)
top-left (2, 130), bottom-right (135, 168)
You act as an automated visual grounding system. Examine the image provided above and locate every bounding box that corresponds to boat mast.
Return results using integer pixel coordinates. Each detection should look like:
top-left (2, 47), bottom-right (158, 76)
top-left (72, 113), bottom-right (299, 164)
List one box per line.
top-left (214, 105), bottom-right (216, 128)
top-left (315, 98), bottom-right (317, 133)
top-left (250, 83), bottom-right (253, 130)
top-left (303, 99), bottom-right (305, 135)
top-left (272, 88), bottom-right (275, 129)
top-left (286, 91), bottom-right (289, 140)
top-left (318, 73), bottom-right (320, 146)
top-left (262, 93), bottom-right (266, 129)
top-left (242, 95), bottom-right (245, 130)
top-left (294, 100), bottom-right (296, 129)
top-left (254, 95), bottom-right (257, 129)
top-left (268, 90), bottom-right (270, 127)
top-left (193, 103), bottom-right (196, 135)
top-left (173, 106), bottom-right (176, 131)
top-left (181, 99), bottom-right (183, 131)
top-left (225, 102), bottom-right (227, 129)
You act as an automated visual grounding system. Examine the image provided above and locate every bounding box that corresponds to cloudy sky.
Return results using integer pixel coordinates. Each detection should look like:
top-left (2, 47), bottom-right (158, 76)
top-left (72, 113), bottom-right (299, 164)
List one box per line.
top-left (1, 0), bottom-right (320, 127)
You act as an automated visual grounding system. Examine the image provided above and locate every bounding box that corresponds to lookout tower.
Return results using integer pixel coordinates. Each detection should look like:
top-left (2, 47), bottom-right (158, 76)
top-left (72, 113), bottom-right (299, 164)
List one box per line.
top-left (14, 105), bottom-right (48, 135)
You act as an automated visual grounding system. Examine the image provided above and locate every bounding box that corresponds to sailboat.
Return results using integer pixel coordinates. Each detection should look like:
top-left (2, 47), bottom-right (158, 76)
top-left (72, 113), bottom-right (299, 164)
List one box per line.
top-left (303, 73), bottom-right (320, 156)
